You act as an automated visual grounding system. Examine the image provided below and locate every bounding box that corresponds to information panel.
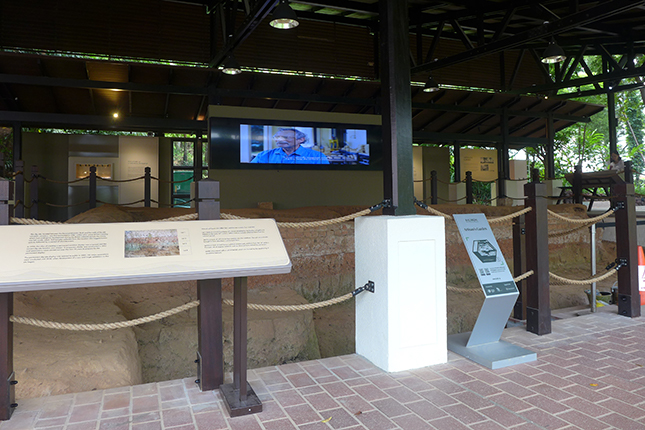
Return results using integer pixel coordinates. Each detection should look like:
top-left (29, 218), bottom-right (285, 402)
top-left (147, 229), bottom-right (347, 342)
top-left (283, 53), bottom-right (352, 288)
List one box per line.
top-left (0, 219), bottom-right (291, 292)
top-left (453, 213), bottom-right (518, 297)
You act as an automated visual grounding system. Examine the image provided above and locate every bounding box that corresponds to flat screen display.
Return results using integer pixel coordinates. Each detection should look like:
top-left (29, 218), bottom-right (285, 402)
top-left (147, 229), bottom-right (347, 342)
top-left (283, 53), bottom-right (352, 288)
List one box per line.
top-left (209, 118), bottom-right (382, 170)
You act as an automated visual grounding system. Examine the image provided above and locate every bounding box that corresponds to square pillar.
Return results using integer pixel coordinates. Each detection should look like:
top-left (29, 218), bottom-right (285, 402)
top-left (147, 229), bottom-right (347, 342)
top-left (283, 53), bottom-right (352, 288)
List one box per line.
top-left (355, 215), bottom-right (446, 372)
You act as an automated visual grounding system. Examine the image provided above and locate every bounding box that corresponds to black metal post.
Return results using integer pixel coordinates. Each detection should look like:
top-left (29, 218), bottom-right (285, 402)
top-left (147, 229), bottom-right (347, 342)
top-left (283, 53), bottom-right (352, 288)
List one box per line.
top-left (13, 161), bottom-right (24, 219)
top-left (379, 0), bottom-right (415, 215)
top-left (430, 170), bottom-right (438, 205)
top-left (453, 143), bottom-right (461, 182)
top-left (546, 114), bottom-right (555, 179)
top-left (0, 178), bottom-right (15, 421)
top-left (144, 167), bottom-right (151, 207)
top-left (30, 166), bottom-right (38, 220)
top-left (613, 182), bottom-right (640, 318)
top-left (512, 214), bottom-right (526, 320)
top-left (89, 166), bottom-right (97, 209)
top-left (466, 171), bottom-right (473, 204)
top-left (195, 179), bottom-right (223, 392)
top-left (524, 182), bottom-right (551, 335)
top-left (573, 164), bottom-right (583, 205)
top-left (12, 123), bottom-right (21, 170)
top-left (608, 91), bottom-right (618, 155)
top-left (531, 168), bottom-right (540, 183)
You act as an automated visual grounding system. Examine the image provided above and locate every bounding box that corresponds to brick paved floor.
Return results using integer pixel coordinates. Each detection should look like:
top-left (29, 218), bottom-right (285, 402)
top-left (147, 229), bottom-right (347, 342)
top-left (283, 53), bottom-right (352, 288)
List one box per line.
top-left (3, 309), bottom-right (645, 430)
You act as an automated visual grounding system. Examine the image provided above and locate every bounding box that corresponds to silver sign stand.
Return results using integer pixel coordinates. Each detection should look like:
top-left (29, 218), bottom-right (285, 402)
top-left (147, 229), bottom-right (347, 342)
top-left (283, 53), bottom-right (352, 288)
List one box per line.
top-left (449, 214), bottom-right (536, 369)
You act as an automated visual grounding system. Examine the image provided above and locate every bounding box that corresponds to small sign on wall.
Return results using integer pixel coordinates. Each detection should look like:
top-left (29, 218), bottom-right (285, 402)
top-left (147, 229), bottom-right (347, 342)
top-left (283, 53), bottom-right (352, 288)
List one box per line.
top-left (459, 148), bottom-right (498, 182)
top-left (75, 163), bottom-right (113, 179)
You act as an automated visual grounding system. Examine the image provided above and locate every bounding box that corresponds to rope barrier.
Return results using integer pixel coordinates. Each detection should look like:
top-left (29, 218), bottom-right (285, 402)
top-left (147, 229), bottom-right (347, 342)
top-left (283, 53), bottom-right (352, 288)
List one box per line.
top-left (98, 176), bottom-right (145, 183)
top-left (549, 270), bottom-right (617, 285)
top-left (547, 208), bottom-right (615, 224)
top-left (152, 176), bottom-right (195, 184)
top-left (41, 176), bottom-right (89, 184)
top-left (223, 293), bottom-right (354, 311)
top-left (44, 200), bottom-right (90, 208)
top-left (97, 199), bottom-right (145, 206)
top-left (10, 301), bottom-right (200, 331)
top-left (415, 201), bottom-right (532, 223)
top-left (10, 217), bottom-right (62, 225)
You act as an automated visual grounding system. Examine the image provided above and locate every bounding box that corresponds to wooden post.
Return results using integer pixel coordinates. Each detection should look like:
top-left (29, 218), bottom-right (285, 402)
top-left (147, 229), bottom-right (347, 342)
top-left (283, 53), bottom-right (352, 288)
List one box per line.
top-left (512, 214), bottom-right (526, 320)
top-left (465, 171), bottom-right (473, 204)
top-left (0, 178), bottom-right (16, 420)
top-left (524, 182), bottom-right (551, 335)
top-left (613, 183), bottom-right (640, 317)
top-left (573, 164), bottom-right (583, 205)
top-left (221, 275), bottom-right (262, 416)
top-left (430, 170), bottom-right (437, 205)
top-left (13, 161), bottom-right (24, 219)
top-left (144, 167), bottom-right (151, 207)
top-left (89, 166), bottom-right (97, 209)
top-left (195, 180), bottom-right (223, 391)
top-left (30, 166), bottom-right (38, 220)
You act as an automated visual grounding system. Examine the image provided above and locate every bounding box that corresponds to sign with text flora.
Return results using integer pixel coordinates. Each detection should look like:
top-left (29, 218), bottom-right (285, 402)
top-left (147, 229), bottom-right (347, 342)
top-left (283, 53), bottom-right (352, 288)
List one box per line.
top-left (0, 219), bottom-right (291, 292)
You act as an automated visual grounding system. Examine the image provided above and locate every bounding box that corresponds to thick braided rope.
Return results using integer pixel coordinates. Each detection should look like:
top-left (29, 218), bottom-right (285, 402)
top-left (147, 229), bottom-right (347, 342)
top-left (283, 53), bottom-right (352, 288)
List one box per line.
top-left (222, 209), bottom-right (373, 227)
top-left (11, 217), bottom-right (62, 225)
top-left (223, 292), bottom-right (354, 311)
top-left (277, 208), bottom-right (372, 228)
top-left (547, 209), bottom-right (615, 238)
top-left (549, 270), bottom-right (617, 285)
top-left (488, 207), bottom-right (532, 224)
top-left (421, 205), bottom-right (532, 223)
top-left (547, 208), bottom-right (614, 224)
top-left (10, 301), bottom-right (199, 331)
top-left (423, 206), bottom-right (453, 219)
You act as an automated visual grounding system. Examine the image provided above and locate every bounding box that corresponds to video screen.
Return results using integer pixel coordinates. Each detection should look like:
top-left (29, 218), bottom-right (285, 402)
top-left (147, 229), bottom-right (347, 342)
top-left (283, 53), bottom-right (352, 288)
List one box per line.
top-left (239, 125), bottom-right (370, 166)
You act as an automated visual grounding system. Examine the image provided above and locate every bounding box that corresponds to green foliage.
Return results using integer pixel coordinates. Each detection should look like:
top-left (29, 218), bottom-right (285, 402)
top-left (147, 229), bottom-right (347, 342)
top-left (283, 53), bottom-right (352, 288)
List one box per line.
top-left (0, 128), bottom-right (12, 173)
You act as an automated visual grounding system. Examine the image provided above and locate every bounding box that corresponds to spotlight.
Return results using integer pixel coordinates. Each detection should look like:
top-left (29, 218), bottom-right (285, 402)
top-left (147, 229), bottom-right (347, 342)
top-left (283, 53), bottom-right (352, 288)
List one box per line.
top-left (541, 39), bottom-right (566, 64)
top-left (112, 112), bottom-right (119, 118)
top-left (222, 54), bottom-right (242, 75)
top-left (423, 75), bottom-right (440, 93)
top-left (270, 0), bottom-right (299, 29)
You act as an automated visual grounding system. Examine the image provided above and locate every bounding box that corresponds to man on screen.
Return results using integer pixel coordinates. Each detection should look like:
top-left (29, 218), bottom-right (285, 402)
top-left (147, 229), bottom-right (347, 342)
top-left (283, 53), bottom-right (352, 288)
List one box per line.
top-left (251, 128), bottom-right (330, 164)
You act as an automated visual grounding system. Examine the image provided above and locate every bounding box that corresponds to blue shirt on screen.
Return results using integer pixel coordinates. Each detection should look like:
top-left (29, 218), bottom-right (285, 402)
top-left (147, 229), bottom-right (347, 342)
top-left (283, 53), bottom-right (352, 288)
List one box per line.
top-left (251, 146), bottom-right (330, 164)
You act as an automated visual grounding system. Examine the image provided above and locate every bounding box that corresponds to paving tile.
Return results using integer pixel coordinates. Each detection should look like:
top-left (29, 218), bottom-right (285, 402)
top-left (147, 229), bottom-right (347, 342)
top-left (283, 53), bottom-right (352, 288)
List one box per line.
top-left (469, 421), bottom-right (507, 430)
top-left (441, 403), bottom-right (487, 425)
top-left (382, 386), bottom-right (421, 404)
top-left (365, 374), bottom-right (400, 390)
top-left (321, 408), bottom-right (360, 429)
top-left (451, 390), bottom-right (494, 410)
top-left (392, 413), bottom-right (433, 430)
top-left (286, 373), bottom-right (317, 388)
top-left (273, 389), bottom-right (306, 407)
top-left (461, 380), bottom-right (502, 397)
top-left (371, 398), bottom-right (409, 418)
top-left (305, 392), bottom-right (340, 411)
top-left (161, 406), bottom-right (193, 428)
top-left (351, 385), bottom-right (388, 402)
top-left (69, 403), bottom-right (101, 423)
top-left (99, 417), bottom-right (130, 430)
top-left (132, 422), bottom-right (163, 430)
top-left (331, 366), bottom-right (361, 381)
top-left (283, 403), bottom-right (322, 425)
top-left (478, 405), bottom-right (526, 428)
top-left (596, 398), bottom-right (645, 420)
top-left (66, 422), bottom-right (99, 430)
top-left (523, 394), bottom-right (570, 414)
top-left (556, 409), bottom-right (612, 430)
top-left (194, 410), bottom-right (229, 430)
top-left (320, 381), bottom-right (354, 398)
top-left (418, 389), bottom-right (460, 407)
top-left (519, 408), bottom-right (571, 429)
top-left (428, 415), bottom-right (470, 430)
top-left (404, 399), bottom-right (446, 421)
top-left (486, 393), bottom-right (533, 413)
top-left (262, 418), bottom-right (298, 430)
top-left (228, 414), bottom-right (263, 430)
top-left (335, 395), bottom-right (374, 415)
top-left (598, 412), bottom-right (645, 430)
top-left (354, 409), bottom-right (398, 430)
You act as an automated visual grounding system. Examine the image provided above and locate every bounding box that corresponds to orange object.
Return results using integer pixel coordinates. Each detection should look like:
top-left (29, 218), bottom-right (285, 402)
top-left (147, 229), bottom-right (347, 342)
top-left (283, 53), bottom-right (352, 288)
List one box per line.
top-left (639, 246), bottom-right (645, 305)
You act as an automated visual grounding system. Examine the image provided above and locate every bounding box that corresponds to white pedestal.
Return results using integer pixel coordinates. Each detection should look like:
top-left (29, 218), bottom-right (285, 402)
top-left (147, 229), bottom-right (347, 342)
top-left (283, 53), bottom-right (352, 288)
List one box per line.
top-left (355, 215), bottom-right (447, 372)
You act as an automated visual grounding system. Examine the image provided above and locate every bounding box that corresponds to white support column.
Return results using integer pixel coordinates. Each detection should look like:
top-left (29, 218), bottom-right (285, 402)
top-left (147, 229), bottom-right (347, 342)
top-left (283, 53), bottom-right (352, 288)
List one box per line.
top-left (355, 215), bottom-right (447, 372)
